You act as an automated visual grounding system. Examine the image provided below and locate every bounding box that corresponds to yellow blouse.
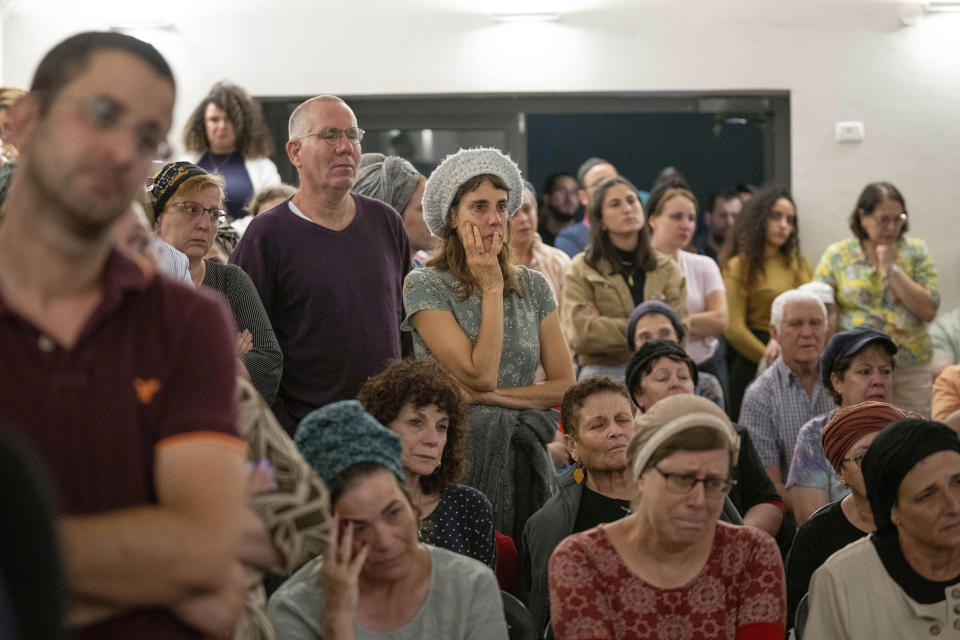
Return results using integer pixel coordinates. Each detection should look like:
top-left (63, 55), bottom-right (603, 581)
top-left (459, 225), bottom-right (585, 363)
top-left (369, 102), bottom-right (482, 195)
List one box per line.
top-left (723, 253), bottom-right (812, 363)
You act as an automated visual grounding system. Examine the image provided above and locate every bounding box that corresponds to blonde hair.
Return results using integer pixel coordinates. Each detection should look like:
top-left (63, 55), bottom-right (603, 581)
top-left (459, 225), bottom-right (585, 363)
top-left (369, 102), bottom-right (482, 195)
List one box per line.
top-left (156, 174), bottom-right (226, 221)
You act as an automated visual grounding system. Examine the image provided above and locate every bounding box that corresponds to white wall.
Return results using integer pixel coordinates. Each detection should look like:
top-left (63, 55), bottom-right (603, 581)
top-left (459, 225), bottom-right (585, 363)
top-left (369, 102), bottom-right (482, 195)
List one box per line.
top-left (5, 0), bottom-right (960, 310)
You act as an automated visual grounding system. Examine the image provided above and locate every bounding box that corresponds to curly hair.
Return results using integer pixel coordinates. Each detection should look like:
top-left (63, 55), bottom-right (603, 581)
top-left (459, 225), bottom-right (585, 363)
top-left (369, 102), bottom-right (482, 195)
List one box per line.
top-left (182, 80), bottom-right (274, 158)
top-left (719, 185), bottom-right (802, 289)
top-left (357, 359), bottom-right (467, 495)
top-left (583, 176), bottom-right (657, 275)
top-left (560, 376), bottom-right (634, 439)
top-left (428, 174), bottom-right (520, 301)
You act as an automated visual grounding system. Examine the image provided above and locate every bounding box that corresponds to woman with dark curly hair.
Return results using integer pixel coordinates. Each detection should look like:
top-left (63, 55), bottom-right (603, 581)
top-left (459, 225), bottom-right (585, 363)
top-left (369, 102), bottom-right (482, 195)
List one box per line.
top-left (182, 80), bottom-right (280, 221)
top-left (720, 186), bottom-right (811, 420)
top-left (357, 358), bottom-right (497, 568)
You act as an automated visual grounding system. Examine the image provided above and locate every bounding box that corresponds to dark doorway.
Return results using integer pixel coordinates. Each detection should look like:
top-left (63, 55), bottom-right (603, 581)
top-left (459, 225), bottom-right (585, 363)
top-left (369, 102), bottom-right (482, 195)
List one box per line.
top-left (258, 93), bottom-right (789, 218)
top-left (525, 111), bottom-right (765, 213)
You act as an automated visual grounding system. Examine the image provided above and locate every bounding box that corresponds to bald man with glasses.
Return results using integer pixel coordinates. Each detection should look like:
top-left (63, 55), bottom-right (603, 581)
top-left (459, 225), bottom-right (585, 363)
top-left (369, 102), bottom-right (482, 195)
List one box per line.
top-left (232, 95), bottom-right (411, 433)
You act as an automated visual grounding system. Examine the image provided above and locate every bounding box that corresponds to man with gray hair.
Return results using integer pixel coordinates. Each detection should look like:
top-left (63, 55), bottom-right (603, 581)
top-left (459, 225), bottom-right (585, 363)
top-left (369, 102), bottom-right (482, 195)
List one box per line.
top-left (738, 288), bottom-right (836, 516)
top-left (232, 95), bottom-right (411, 433)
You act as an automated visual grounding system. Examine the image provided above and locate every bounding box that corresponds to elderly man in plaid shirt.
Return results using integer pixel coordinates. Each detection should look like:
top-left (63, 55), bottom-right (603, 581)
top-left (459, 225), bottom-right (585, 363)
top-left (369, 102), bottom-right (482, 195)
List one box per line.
top-left (739, 289), bottom-right (836, 517)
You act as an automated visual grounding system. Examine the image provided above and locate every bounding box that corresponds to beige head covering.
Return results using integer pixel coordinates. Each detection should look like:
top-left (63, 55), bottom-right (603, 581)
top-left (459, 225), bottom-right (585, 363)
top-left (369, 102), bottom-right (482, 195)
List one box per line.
top-left (630, 394), bottom-right (741, 480)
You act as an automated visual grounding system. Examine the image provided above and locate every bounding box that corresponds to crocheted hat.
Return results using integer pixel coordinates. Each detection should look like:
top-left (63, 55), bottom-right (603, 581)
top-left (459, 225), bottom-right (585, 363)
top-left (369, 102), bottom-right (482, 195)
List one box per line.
top-left (294, 400), bottom-right (404, 487)
top-left (422, 147), bottom-right (523, 237)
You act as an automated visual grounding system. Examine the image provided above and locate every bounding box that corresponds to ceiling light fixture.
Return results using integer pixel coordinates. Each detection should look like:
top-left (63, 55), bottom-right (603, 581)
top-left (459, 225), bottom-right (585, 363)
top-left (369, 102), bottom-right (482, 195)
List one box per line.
top-left (489, 12), bottom-right (560, 23)
top-left (926, 1), bottom-right (960, 11)
top-left (108, 20), bottom-right (176, 32)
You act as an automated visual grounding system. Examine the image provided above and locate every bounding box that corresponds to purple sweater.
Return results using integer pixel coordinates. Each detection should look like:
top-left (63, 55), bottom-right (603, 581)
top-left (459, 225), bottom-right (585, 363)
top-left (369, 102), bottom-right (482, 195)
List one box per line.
top-left (232, 194), bottom-right (410, 432)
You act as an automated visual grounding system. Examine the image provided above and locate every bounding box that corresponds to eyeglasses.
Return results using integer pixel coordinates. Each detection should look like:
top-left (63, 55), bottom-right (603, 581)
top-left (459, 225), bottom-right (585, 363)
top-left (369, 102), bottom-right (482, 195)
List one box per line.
top-left (298, 127), bottom-right (365, 146)
top-left (842, 453), bottom-right (866, 468)
top-left (61, 94), bottom-right (171, 160)
top-left (654, 467), bottom-right (736, 496)
top-left (170, 201), bottom-right (227, 224)
top-left (868, 212), bottom-right (907, 228)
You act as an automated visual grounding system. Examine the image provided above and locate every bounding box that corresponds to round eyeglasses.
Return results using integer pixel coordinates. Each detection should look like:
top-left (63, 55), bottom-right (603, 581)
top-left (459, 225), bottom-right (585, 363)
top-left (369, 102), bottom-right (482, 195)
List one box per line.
top-left (298, 127), bottom-right (365, 146)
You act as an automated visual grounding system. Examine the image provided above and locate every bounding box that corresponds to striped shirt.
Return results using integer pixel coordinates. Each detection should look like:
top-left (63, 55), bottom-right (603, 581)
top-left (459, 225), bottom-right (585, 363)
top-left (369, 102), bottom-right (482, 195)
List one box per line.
top-left (202, 260), bottom-right (283, 403)
top-left (739, 356), bottom-right (836, 478)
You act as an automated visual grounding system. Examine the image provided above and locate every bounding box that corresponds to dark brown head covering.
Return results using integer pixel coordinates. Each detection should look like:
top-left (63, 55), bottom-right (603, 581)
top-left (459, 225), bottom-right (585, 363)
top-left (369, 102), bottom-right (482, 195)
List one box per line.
top-left (821, 401), bottom-right (910, 474)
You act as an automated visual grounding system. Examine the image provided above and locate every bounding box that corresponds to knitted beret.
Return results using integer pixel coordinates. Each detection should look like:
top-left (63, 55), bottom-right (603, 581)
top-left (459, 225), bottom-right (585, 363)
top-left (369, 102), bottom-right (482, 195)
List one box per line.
top-left (294, 400), bottom-right (404, 487)
top-left (353, 154), bottom-right (422, 216)
top-left (422, 147), bottom-right (523, 237)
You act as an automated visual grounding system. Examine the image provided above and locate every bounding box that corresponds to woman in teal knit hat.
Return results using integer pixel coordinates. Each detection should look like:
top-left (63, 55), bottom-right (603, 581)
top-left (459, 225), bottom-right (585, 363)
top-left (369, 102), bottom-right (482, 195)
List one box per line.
top-left (268, 400), bottom-right (508, 639)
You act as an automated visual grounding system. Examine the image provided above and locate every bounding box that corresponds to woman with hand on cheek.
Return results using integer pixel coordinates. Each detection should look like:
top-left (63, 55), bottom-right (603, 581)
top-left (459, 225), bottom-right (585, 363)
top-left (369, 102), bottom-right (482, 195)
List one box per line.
top-left (269, 400), bottom-right (508, 639)
top-left (402, 148), bottom-right (575, 538)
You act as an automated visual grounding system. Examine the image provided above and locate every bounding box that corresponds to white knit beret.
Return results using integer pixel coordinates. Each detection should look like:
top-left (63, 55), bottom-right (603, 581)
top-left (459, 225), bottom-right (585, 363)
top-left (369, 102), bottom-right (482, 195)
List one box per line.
top-left (422, 147), bottom-right (524, 237)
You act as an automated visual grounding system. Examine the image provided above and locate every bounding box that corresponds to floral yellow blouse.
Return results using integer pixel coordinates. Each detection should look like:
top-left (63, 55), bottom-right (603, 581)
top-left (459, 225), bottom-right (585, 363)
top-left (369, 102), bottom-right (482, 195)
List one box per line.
top-left (814, 236), bottom-right (938, 365)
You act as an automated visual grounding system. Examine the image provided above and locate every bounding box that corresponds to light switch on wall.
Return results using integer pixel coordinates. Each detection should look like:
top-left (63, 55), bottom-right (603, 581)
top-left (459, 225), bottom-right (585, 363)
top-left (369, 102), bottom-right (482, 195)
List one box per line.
top-left (835, 121), bottom-right (865, 142)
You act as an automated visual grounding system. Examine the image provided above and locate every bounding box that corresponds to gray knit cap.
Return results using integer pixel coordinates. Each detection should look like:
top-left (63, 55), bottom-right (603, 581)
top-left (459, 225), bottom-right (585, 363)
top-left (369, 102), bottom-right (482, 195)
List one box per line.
top-left (353, 154), bottom-right (422, 216)
top-left (422, 147), bottom-right (523, 237)
top-left (294, 400), bottom-right (404, 487)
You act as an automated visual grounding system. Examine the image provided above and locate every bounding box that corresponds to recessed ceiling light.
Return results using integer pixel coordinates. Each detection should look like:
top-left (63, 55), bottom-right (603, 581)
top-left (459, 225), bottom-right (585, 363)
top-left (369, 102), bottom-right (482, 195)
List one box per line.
top-left (927, 1), bottom-right (960, 11)
top-left (489, 12), bottom-right (560, 23)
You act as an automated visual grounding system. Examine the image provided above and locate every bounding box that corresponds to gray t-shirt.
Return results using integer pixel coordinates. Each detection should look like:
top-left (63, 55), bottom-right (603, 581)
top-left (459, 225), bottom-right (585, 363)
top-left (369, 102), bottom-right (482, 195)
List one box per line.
top-left (267, 545), bottom-right (508, 639)
top-left (402, 265), bottom-right (557, 390)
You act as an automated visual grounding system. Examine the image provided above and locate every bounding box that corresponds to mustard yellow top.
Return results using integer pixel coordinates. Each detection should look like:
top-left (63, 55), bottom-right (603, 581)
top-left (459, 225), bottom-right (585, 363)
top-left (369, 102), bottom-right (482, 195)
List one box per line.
top-left (723, 253), bottom-right (812, 363)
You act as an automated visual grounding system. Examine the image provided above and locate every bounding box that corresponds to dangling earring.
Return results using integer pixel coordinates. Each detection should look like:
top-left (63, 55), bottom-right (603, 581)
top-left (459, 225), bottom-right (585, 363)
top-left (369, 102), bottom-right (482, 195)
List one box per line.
top-left (573, 458), bottom-right (585, 485)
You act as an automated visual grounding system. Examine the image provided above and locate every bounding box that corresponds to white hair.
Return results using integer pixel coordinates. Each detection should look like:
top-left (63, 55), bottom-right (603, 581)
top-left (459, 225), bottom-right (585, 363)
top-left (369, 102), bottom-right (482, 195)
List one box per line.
top-left (770, 289), bottom-right (827, 331)
top-left (287, 95), bottom-right (352, 141)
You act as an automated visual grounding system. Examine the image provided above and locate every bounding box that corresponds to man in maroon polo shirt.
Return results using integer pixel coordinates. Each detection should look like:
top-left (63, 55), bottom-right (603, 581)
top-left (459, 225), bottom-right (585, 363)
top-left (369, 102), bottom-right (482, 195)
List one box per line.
top-left (0, 33), bottom-right (251, 639)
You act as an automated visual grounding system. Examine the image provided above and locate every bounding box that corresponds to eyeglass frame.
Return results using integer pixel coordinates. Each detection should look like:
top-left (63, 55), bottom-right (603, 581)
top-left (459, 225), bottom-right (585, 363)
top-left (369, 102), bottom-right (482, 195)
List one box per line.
top-left (168, 200), bottom-right (227, 225)
top-left (653, 466), bottom-right (737, 496)
top-left (296, 126), bottom-right (365, 146)
top-left (841, 452), bottom-right (867, 468)
top-left (55, 92), bottom-right (172, 161)
top-left (863, 211), bottom-right (907, 228)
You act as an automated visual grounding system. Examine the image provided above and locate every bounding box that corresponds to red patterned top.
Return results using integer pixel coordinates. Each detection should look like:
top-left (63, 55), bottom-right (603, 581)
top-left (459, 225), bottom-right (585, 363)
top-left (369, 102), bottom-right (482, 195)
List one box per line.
top-left (548, 521), bottom-right (785, 640)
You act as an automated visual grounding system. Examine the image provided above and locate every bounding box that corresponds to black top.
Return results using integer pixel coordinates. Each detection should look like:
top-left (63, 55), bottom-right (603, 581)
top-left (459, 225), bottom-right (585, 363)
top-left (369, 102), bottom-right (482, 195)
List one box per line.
top-left (420, 484), bottom-right (497, 569)
top-left (202, 261), bottom-right (283, 404)
top-left (872, 531), bottom-right (960, 604)
top-left (785, 500), bottom-right (867, 628)
top-left (729, 427), bottom-right (781, 515)
top-left (572, 484), bottom-right (631, 534)
top-left (197, 151), bottom-right (252, 221)
top-left (614, 246), bottom-right (647, 306)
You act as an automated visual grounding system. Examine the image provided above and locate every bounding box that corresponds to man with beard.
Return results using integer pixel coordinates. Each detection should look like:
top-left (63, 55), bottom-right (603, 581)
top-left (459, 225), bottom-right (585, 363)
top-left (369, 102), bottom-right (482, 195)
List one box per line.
top-left (537, 172), bottom-right (579, 246)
